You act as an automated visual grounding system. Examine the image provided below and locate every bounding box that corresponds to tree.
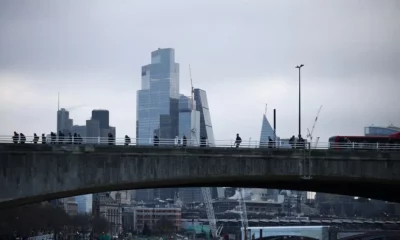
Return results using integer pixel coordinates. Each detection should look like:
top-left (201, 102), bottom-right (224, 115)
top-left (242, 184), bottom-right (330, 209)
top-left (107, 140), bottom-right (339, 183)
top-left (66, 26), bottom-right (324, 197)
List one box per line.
top-left (142, 222), bottom-right (151, 236)
top-left (70, 214), bottom-right (91, 232)
top-left (92, 216), bottom-right (109, 234)
top-left (154, 217), bottom-right (174, 234)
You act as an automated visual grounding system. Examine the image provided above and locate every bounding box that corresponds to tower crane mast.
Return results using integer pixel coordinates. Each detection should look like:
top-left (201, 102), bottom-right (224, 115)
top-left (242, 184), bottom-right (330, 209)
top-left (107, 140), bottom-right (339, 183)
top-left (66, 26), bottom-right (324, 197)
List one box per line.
top-left (307, 105), bottom-right (323, 145)
top-left (202, 187), bottom-right (217, 239)
top-left (238, 188), bottom-right (249, 240)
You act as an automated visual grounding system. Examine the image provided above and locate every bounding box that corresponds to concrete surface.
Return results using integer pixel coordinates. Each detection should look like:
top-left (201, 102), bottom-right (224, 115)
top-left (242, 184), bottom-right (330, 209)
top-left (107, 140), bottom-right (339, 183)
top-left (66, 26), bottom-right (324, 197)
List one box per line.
top-left (1, 143), bottom-right (400, 209)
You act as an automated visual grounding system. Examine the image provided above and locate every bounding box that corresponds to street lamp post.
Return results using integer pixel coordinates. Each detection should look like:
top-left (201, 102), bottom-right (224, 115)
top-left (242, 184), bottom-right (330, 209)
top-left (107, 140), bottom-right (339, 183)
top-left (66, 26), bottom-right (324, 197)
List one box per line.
top-left (295, 64), bottom-right (304, 139)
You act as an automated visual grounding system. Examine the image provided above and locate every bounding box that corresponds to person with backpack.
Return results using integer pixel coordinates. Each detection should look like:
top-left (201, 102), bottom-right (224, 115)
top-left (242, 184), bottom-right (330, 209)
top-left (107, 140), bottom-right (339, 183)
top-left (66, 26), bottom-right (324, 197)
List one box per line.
top-left (235, 133), bottom-right (242, 148)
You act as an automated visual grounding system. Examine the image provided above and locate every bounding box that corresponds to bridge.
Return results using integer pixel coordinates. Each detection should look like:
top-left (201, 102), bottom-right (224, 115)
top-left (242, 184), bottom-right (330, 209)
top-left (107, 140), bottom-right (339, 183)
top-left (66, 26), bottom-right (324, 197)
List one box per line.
top-left (0, 140), bottom-right (400, 209)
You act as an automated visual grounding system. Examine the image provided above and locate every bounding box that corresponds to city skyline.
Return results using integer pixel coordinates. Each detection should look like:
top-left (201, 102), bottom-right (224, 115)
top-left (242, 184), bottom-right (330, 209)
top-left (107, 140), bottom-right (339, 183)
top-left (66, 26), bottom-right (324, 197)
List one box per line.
top-left (0, 0), bottom-right (399, 142)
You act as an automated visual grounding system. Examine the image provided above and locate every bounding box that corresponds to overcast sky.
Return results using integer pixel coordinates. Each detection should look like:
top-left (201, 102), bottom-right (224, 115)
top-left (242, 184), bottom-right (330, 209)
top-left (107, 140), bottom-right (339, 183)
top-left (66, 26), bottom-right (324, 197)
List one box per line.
top-left (0, 0), bottom-right (399, 143)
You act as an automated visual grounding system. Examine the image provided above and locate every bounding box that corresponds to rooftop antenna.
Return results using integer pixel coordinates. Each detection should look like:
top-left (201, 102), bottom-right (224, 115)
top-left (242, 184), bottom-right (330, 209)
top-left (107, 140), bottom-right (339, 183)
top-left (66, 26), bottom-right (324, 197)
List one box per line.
top-left (58, 92), bottom-right (60, 111)
top-left (264, 103), bottom-right (267, 116)
top-left (189, 65), bottom-right (194, 110)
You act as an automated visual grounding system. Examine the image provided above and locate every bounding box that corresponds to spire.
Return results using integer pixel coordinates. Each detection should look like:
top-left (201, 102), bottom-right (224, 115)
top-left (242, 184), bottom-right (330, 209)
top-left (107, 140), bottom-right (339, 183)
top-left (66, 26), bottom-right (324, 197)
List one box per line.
top-left (264, 103), bottom-right (267, 116)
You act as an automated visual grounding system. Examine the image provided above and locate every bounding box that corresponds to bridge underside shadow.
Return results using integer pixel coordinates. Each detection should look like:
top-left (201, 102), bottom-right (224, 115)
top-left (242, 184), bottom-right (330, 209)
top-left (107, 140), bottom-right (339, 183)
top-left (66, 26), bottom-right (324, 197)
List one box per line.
top-left (1, 176), bottom-right (399, 210)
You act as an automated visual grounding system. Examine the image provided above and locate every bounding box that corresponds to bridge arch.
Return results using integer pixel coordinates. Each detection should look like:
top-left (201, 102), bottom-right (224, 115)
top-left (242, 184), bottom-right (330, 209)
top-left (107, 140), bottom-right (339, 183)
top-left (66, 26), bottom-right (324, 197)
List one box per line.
top-left (1, 144), bottom-right (400, 209)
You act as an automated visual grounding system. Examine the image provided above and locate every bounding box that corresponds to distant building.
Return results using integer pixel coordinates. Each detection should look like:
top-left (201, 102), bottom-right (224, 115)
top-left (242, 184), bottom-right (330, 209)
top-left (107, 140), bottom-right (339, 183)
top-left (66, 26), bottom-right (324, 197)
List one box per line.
top-left (179, 188), bottom-right (203, 204)
top-left (57, 108), bottom-right (73, 134)
top-left (259, 113), bottom-right (275, 147)
top-left (364, 125), bottom-right (400, 136)
top-left (193, 88), bottom-right (215, 146)
top-left (132, 207), bottom-right (181, 232)
top-left (76, 194), bottom-right (93, 214)
top-left (91, 110), bottom-right (110, 129)
top-left (86, 119), bottom-right (100, 143)
top-left (134, 189), bottom-right (155, 203)
top-left (93, 192), bottom-right (123, 236)
top-left (155, 188), bottom-right (179, 201)
top-left (137, 48), bottom-right (180, 144)
top-left (71, 125), bottom-right (86, 138)
top-left (63, 197), bottom-right (78, 216)
top-left (86, 110), bottom-right (115, 144)
top-left (110, 190), bottom-right (132, 205)
top-left (178, 95), bottom-right (200, 145)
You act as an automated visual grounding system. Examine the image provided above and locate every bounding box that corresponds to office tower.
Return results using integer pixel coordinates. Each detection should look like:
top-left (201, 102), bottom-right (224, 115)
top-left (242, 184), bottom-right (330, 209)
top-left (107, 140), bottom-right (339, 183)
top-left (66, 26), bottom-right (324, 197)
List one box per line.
top-left (71, 125), bottom-right (86, 138)
top-left (86, 110), bottom-right (115, 143)
top-left (86, 119), bottom-right (100, 143)
top-left (134, 189), bottom-right (155, 202)
top-left (57, 108), bottom-right (73, 134)
top-left (179, 187), bottom-right (203, 204)
top-left (155, 188), bottom-right (179, 201)
top-left (178, 95), bottom-right (200, 145)
top-left (76, 194), bottom-right (93, 214)
top-left (259, 113), bottom-right (275, 146)
top-left (193, 88), bottom-right (215, 146)
top-left (92, 110), bottom-right (110, 130)
top-left (137, 48), bottom-right (180, 144)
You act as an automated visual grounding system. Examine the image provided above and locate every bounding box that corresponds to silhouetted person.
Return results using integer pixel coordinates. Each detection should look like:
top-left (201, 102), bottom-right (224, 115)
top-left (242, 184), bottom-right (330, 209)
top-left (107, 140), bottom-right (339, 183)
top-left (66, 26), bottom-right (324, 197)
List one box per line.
top-left (125, 135), bottom-right (131, 146)
top-left (33, 133), bottom-right (39, 144)
top-left (58, 131), bottom-right (64, 144)
top-left (20, 133), bottom-right (26, 144)
top-left (298, 136), bottom-right (305, 149)
top-left (73, 133), bottom-right (77, 144)
top-left (183, 135), bottom-right (187, 147)
top-left (77, 134), bottom-right (82, 144)
top-left (268, 136), bottom-right (273, 148)
top-left (289, 135), bottom-right (295, 149)
top-left (68, 133), bottom-right (72, 144)
top-left (235, 133), bottom-right (242, 148)
top-left (12, 131), bottom-right (19, 144)
top-left (41, 134), bottom-right (46, 144)
top-left (154, 135), bottom-right (159, 147)
top-left (200, 136), bottom-right (207, 147)
top-left (50, 132), bottom-right (55, 144)
top-left (108, 132), bottom-right (114, 145)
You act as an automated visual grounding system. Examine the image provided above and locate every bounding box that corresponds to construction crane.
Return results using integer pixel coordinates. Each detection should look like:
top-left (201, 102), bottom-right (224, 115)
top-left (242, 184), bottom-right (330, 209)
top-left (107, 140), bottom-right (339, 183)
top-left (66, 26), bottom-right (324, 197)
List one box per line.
top-left (201, 187), bottom-right (217, 239)
top-left (238, 188), bottom-right (249, 240)
top-left (307, 105), bottom-right (323, 146)
top-left (58, 93), bottom-right (87, 112)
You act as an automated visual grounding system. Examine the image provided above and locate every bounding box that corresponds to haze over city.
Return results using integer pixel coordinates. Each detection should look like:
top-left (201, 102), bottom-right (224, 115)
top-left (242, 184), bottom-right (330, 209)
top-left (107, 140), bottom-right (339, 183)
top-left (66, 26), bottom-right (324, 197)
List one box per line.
top-left (0, 0), bottom-right (399, 142)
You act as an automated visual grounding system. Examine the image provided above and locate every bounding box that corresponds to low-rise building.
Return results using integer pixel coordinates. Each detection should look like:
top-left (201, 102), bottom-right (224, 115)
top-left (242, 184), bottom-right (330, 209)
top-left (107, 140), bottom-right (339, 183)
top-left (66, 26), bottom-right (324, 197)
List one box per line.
top-left (122, 207), bottom-right (181, 233)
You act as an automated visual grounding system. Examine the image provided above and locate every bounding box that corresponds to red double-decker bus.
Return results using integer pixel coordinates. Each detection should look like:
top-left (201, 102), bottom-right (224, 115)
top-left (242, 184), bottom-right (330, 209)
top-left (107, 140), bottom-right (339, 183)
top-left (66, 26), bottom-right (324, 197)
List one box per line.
top-left (328, 133), bottom-right (400, 149)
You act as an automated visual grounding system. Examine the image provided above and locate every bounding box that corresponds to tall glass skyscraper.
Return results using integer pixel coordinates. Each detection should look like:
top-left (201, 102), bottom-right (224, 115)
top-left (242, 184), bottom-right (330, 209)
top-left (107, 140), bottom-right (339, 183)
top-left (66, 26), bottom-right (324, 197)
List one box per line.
top-left (259, 114), bottom-right (275, 146)
top-left (76, 194), bottom-right (93, 214)
top-left (57, 108), bottom-right (73, 134)
top-left (178, 95), bottom-right (200, 145)
top-left (193, 88), bottom-right (215, 146)
top-left (137, 48), bottom-right (180, 144)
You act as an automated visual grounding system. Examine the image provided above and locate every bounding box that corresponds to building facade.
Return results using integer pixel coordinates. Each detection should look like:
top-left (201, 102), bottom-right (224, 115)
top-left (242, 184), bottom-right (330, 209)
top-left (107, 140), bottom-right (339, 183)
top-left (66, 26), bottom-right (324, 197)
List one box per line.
top-left (93, 192), bottom-right (123, 236)
top-left (133, 207), bottom-right (181, 232)
top-left (91, 110), bottom-right (110, 130)
top-left (86, 110), bottom-right (115, 144)
top-left (57, 108), bottom-right (73, 134)
top-left (76, 194), bottom-right (93, 214)
top-left (193, 88), bottom-right (215, 146)
top-left (178, 95), bottom-right (200, 145)
top-left (179, 187), bottom-right (203, 204)
top-left (364, 125), bottom-right (400, 136)
top-left (259, 114), bottom-right (275, 147)
top-left (63, 197), bottom-right (78, 216)
top-left (137, 48), bottom-right (180, 145)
